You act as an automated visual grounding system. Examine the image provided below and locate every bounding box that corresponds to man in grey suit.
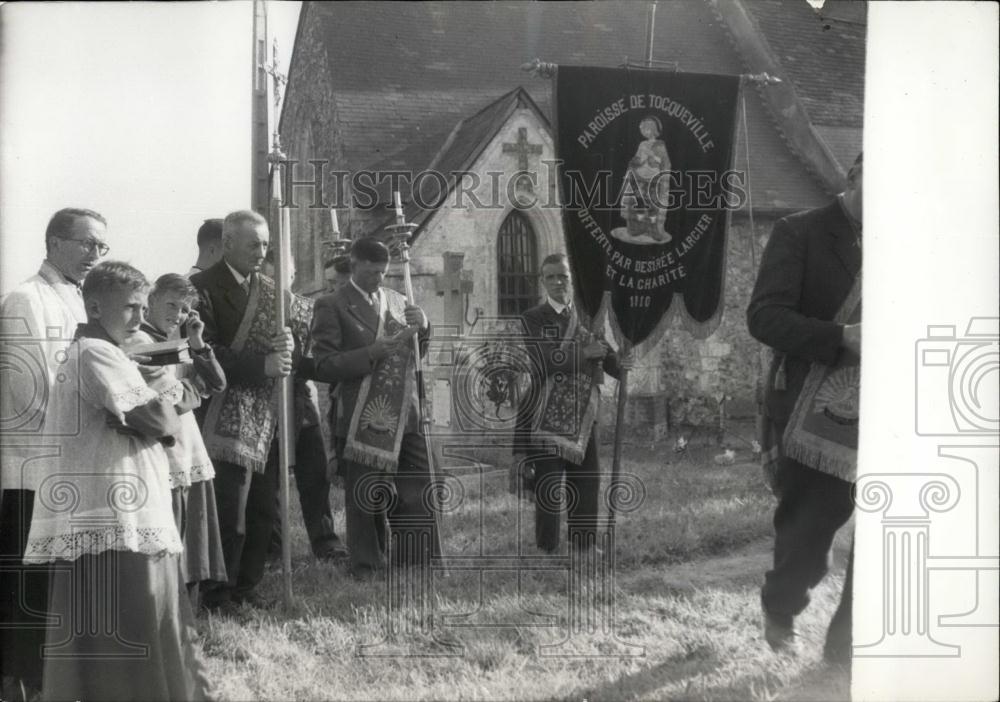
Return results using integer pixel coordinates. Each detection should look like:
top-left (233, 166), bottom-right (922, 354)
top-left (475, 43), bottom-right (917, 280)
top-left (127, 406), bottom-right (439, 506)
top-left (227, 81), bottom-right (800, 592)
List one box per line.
top-left (310, 237), bottom-right (440, 577)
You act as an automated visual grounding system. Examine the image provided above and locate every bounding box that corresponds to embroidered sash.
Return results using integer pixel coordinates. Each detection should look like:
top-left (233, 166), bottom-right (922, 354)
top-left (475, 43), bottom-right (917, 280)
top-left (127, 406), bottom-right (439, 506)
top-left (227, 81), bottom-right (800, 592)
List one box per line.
top-left (202, 275), bottom-right (310, 473)
top-left (343, 293), bottom-right (415, 473)
top-left (534, 310), bottom-right (601, 465)
top-left (782, 276), bottom-right (862, 482)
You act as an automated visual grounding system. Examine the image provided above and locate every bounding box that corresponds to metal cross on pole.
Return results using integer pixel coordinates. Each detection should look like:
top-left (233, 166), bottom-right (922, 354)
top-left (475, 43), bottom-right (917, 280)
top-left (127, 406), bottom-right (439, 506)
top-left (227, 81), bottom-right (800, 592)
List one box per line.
top-left (263, 40), bottom-right (288, 115)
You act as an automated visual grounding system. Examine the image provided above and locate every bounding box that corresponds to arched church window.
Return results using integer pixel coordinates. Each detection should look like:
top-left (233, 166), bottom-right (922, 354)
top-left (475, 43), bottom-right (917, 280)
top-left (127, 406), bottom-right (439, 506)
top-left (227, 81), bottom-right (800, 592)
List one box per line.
top-left (496, 210), bottom-right (538, 316)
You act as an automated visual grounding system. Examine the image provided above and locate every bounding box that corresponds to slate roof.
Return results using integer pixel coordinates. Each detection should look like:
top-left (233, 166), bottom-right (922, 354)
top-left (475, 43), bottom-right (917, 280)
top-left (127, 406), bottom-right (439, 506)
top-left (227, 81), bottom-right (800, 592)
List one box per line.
top-left (285, 0), bottom-right (865, 211)
top-left (364, 88), bottom-right (547, 234)
top-left (743, 0), bottom-right (866, 128)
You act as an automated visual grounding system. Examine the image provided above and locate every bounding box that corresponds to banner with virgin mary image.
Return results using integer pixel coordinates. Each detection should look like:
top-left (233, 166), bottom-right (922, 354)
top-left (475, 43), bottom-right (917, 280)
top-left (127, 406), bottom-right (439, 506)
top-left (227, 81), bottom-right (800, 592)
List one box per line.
top-left (553, 66), bottom-right (741, 357)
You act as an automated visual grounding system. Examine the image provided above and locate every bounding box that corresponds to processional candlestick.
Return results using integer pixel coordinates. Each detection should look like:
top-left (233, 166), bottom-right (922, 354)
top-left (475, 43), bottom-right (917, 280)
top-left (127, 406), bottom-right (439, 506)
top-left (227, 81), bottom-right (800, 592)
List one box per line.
top-left (382, 193), bottom-right (445, 547)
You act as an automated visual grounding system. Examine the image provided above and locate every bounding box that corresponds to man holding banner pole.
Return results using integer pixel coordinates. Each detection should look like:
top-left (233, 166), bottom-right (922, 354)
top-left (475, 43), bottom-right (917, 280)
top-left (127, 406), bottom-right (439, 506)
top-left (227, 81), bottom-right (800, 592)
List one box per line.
top-left (310, 237), bottom-right (441, 577)
top-left (519, 253), bottom-right (622, 554)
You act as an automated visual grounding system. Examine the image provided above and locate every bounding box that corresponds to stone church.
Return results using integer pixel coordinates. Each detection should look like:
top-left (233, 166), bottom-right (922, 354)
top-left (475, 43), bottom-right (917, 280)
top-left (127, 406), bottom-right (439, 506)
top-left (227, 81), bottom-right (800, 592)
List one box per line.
top-left (273, 0), bottom-right (865, 442)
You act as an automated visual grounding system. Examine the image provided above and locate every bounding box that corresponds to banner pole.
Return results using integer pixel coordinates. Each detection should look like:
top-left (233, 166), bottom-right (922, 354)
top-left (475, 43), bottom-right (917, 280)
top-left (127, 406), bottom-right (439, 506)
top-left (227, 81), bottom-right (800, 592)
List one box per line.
top-left (644, 1), bottom-right (658, 67)
top-left (607, 341), bottom-right (632, 530)
top-left (269, 145), bottom-right (295, 611)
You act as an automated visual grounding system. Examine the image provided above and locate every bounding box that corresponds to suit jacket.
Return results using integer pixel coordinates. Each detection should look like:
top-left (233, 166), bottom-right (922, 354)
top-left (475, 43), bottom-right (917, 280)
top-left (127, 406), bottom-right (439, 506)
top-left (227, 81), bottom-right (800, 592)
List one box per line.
top-left (310, 283), bottom-right (430, 438)
top-left (190, 260), bottom-right (269, 387)
top-left (747, 199), bottom-right (861, 430)
top-left (191, 260), bottom-right (319, 429)
top-left (516, 301), bottom-right (621, 447)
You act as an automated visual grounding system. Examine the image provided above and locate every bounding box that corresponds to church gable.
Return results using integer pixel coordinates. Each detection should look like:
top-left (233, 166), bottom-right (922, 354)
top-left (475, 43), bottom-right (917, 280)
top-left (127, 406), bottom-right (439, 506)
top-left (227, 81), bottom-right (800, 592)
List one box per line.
top-left (409, 91), bottom-right (562, 324)
top-left (275, 0), bottom-right (867, 441)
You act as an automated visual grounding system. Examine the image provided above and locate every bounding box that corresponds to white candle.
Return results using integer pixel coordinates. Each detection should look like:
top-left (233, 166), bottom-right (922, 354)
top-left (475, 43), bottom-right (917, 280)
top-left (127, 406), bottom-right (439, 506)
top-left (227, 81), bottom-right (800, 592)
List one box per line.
top-left (329, 208), bottom-right (339, 234)
top-left (393, 191), bottom-right (403, 218)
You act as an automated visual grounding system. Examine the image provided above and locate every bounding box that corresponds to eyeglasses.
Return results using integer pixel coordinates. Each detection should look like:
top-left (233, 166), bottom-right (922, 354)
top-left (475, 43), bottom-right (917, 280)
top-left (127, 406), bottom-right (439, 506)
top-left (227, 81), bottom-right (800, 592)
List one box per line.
top-left (61, 237), bottom-right (110, 256)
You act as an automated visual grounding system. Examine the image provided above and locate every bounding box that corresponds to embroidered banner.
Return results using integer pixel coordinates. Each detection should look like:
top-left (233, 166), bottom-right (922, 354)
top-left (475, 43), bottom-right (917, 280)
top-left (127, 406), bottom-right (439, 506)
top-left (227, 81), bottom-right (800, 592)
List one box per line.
top-left (343, 296), bottom-right (415, 473)
top-left (783, 276), bottom-right (862, 482)
top-left (534, 313), bottom-right (600, 465)
top-left (554, 66), bottom-right (741, 356)
top-left (202, 276), bottom-right (311, 473)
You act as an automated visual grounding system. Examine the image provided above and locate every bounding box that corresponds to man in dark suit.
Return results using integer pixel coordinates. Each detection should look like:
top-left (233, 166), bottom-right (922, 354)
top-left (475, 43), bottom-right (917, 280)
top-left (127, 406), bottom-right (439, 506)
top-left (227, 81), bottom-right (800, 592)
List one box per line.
top-left (748, 153), bottom-right (862, 663)
top-left (310, 237), bottom-right (439, 576)
top-left (519, 252), bottom-right (621, 554)
top-left (190, 210), bottom-right (295, 609)
top-left (187, 218), bottom-right (223, 278)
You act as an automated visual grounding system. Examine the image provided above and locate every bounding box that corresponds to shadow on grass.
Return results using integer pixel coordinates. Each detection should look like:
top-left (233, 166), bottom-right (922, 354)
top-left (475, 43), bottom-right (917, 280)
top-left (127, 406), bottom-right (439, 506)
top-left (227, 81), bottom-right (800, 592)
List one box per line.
top-left (577, 645), bottom-right (719, 701)
top-left (195, 425), bottom-right (857, 701)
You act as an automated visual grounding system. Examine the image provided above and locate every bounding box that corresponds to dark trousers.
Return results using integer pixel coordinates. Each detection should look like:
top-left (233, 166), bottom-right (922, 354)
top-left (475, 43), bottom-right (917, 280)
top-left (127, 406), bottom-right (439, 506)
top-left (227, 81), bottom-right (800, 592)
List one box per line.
top-left (0, 488), bottom-right (48, 691)
top-left (207, 444), bottom-right (278, 602)
top-left (532, 433), bottom-right (601, 552)
top-left (339, 432), bottom-right (441, 572)
top-left (761, 459), bottom-right (854, 625)
top-left (271, 424), bottom-right (340, 557)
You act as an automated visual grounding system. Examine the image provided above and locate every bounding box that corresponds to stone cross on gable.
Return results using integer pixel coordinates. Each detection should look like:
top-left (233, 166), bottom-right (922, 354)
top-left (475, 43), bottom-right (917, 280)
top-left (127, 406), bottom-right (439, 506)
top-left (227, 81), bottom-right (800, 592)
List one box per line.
top-left (502, 127), bottom-right (543, 172)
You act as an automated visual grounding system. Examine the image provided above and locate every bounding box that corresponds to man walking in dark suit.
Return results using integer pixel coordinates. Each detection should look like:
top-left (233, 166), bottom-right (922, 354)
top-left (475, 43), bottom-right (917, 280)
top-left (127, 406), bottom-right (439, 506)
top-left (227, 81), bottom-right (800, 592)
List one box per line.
top-left (519, 253), bottom-right (621, 554)
top-left (190, 210), bottom-right (296, 609)
top-left (310, 237), bottom-right (440, 577)
top-left (748, 153), bottom-right (862, 663)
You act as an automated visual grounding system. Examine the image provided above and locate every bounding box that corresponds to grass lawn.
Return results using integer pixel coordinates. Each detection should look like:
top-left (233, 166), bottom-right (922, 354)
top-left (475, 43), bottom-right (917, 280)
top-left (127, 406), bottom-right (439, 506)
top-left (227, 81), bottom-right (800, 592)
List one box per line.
top-left (196, 425), bottom-right (851, 701)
